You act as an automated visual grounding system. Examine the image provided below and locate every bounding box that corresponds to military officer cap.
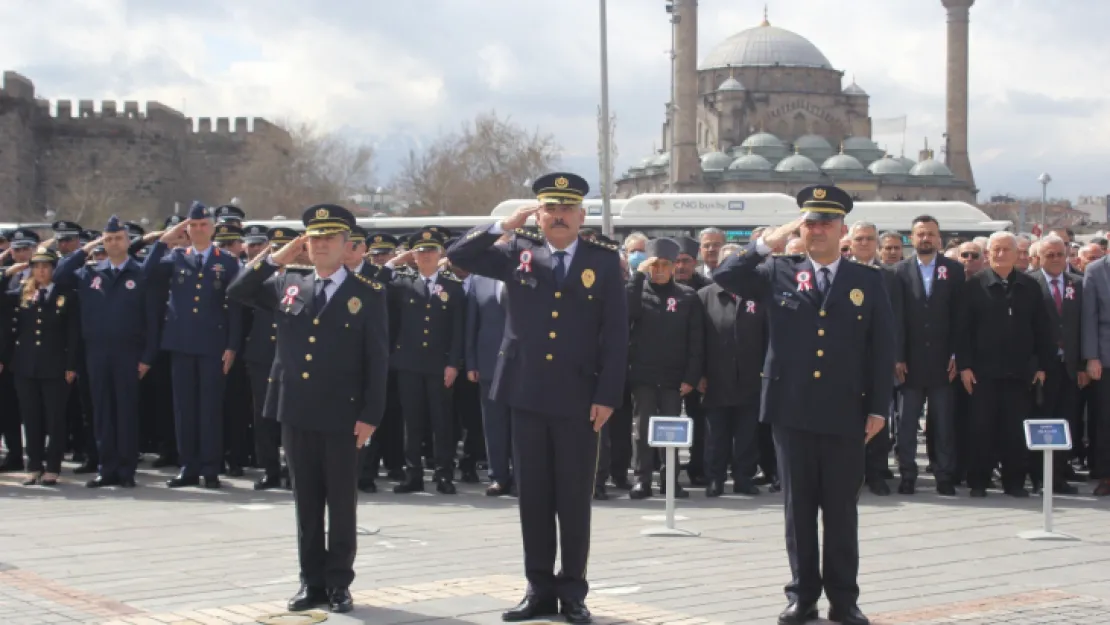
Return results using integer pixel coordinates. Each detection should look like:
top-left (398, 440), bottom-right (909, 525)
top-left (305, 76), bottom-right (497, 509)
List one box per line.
top-left (52, 220), bottom-right (83, 240)
top-left (186, 201), bottom-right (212, 220)
top-left (104, 215), bottom-right (125, 233)
top-left (797, 184), bottom-right (853, 221)
top-left (349, 224), bottom-right (368, 244)
top-left (645, 237), bottom-right (681, 263)
top-left (31, 245), bottom-right (59, 265)
top-left (367, 232), bottom-right (399, 255)
top-left (123, 221), bottom-right (146, 242)
top-left (302, 203), bottom-right (354, 237)
top-left (214, 204), bottom-right (246, 224)
top-left (242, 224), bottom-right (269, 245)
top-left (164, 214), bottom-right (185, 229)
top-left (410, 227), bottom-right (446, 251)
top-left (268, 227), bottom-right (297, 247)
top-left (397, 234), bottom-right (411, 251)
top-left (533, 172), bottom-right (589, 205)
top-left (79, 229), bottom-right (99, 244)
top-left (213, 223), bottom-right (244, 244)
top-left (423, 225), bottom-right (452, 239)
top-left (673, 235), bottom-right (699, 259)
top-left (9, 228), bottom-right (40, 249)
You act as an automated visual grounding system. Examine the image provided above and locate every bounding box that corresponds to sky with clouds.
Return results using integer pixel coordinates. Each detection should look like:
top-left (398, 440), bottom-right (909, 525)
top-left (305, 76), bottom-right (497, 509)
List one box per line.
top-left (2, 0), bottom-right (1107, 202)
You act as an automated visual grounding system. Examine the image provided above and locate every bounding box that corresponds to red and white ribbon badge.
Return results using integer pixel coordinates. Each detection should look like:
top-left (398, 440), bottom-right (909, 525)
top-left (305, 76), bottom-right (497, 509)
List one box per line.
top-left (281, 285), bottom-right (300, 306)
top-left (90, 276), bottom-right (102, 290)
top-left (518, 250), bottom-right (533, 273)
top-left (666, 297), bottom-right (677, 312)
top-left (1065, 286), bottom-right (1075, 300)
top-left (796, 270), bottom-right (813, 292)
top-left (125, 280), bottom-right (136, 290)
top-left (433, 284), bottom-right (443, 295)
top-left (936, 266), bottom-right (948, 280)
top-left (745, 301), bottom-right (756, 314)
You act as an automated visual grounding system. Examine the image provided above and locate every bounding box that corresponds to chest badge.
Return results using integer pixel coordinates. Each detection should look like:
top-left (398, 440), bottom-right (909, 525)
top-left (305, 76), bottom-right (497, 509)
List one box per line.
top-left (936, 266), bottom-right (948, 280)
top-left (90, 276), bottom-right (102, 290)
top-left (1065, 286), bottom-right (1075, 300)
top-left (666, 297), bottom-right (677, 312)
top-left (439, 291), bottom-right (449, 302)
top-left (125, 280), bottom-right (136, 290)
top-left (745, 301), bottom-right (757, 314)
top-left (796, 270), bottom-right (813, 292)
top-left (850, 288), bottom-right (865, 306)
top-left (348, 296), bottom-right (362, 314)
top-left (582, 268), bottom-right (595, 289)
top-left (56, 295), bottom-right (66, 308)
top-left (281, 285), bottom-right (300, 306)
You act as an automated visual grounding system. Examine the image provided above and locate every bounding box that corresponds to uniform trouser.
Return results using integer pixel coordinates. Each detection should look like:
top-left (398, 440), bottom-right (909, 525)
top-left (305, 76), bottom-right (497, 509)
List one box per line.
top-left (398, 370), bottom-right (454, 478)
top-left (630, 385), bottom-right (683, 480)
top-left (222, 358), bottom-right (253, 468)
top-left (596, 387), bottom-right (632, 486)
top-left (1031, 360), bottom-right (1076, 485)
top-left (283, 423), bottom-right (359, 590)
top-left (757, 423), bottom-right (778, 480)
top-left (967, 378), bottom-right (1031, 491)
top-left (774, 425), bottom-right (863, 608)
top-left (479, 379), bottom-right (512, 484)
top-left (360, 371), bottom-right (403, 481)
top-left (513, 409), bottom-right (599, 603)
top-left (453, 377), bottom-right (485, 471)
top-left (15, 377), bottom-right (69, 473)
top-left (1090, 375), bottom-right (1110, 480)
top-left (0, 368), bottom-right (23, 464)
top-left (138, 356), bottom-right (160, 453)
top-left (899, 384), bottom-right (955, 482)
top-left (247, 363), bottom-right (282, 478)
top-left (153, 350), bottom-right (177, 458)
top-left (76, 359), bottom-right (97, 464)
top-left (87, 346), bottom-right (142, 479)
top-left (684, 390), bottom-right (707, 478)
top-left (171, 353), bottom-right (226, 478)
top-left (705, 404), bottom-right (760, 484)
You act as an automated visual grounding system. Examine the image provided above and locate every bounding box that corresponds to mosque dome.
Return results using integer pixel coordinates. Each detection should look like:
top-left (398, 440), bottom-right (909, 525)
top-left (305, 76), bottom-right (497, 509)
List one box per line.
top-left (728, 153), bottom-right (773, 171)
top-left (700, 151), bottom-right (734, 171)
top-left (774, 153), bottom-right (819, 173)
top-left (650, 152), bottom-right (671, 168)
top-left (843, 82), bottom-right (867, 96)
top-left (867, 155), bottom-right (911, 176)
top-left (841, 136), bottom-right (885, 166)
top-left (909, 159), bottom-right (954, 177)
top-left (717, 76), bottom-right (745, 92)
top-left (700, 18), bottom-right (834, 70)
top-left (739, 132), bottom-right (788, 161)
top-left (894, 156), bottom-right (917, 170)
top-left (820, 153), bottom-right (864, 171)
top-left (794, 134), bottom-right (834, 162)
top-left (637, 156), bottom-right (656, 168)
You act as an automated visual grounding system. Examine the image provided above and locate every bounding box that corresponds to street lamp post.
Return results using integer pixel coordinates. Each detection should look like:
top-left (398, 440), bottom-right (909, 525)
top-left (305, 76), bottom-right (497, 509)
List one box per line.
top-left (1038, 172), bottom-right (1052, 230)
top-left (598, 0), bottom-right (614, 238)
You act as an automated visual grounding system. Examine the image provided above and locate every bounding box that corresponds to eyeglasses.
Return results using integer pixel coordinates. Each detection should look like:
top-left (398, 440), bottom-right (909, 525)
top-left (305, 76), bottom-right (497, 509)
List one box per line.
top-left (960, 252), bottom-right (980, 259)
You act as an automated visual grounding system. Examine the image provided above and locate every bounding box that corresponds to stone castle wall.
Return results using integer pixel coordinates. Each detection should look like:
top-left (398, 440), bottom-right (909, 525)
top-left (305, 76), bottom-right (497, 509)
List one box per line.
top-left (0, 70), bottom-right (290, 225)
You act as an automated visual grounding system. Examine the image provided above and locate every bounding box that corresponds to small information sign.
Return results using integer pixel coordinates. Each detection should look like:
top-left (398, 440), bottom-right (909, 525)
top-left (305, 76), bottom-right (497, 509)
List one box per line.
top-left (1023, 419), bottom-right (1072, 451)
top-left (648, 416), bottom-right (693, 448)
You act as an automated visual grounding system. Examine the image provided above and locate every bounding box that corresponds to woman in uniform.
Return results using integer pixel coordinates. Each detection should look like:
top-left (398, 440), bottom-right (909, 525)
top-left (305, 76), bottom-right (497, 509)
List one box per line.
top-left (4, 247), bottom-right (79, 486)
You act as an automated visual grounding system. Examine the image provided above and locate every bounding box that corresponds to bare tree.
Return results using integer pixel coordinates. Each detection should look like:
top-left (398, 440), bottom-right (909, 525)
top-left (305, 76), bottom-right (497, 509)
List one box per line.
top-left (226, 120), bottom-right (376, 217)
top-left (56, 170), bottom-right (124, 227)
top-left (394, 111), bottom-right (561, 216)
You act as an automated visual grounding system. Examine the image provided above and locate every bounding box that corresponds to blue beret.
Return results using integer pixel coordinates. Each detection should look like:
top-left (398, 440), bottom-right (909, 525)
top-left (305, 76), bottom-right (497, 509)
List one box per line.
top-left (187, 201), bottom-right (210, 220)
top-left (104, 215), bottom-right (124, 233)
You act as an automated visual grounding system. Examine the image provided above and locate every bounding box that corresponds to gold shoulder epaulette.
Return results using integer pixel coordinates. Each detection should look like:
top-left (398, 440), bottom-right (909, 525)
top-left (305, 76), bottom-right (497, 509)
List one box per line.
top-left (584, 237), bottom-right (619, 253)
top-left (851, 260), bottom-right (881, 270)
top-left (440, 271), bottom-right (462, 283)
top-left (513, 228), bottom-right (544, 243)
top-left (353, 273), bottom-right (384, 290)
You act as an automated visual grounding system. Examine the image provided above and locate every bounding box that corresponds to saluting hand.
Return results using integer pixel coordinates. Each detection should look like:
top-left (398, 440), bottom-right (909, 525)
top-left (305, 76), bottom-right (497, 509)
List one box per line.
top-left (81, 236), bottom-right (104, 255)
top-left (590, 404), bottom-right (614, 432)
top-left (271, 235), bottom-right (308, 266)
top-left (354, 421), bottom-right (376, 448)
top-left (499, 205), bottom-right (541, 232)
top-left (390, 249), bottom-right (415, 267)
top-left (4, 262), bottom-right (28, 278)
top-left (762, 217), bottom-right (805, 251)
top-left (637, 257), bottom-right (658, 274)
top-left (159, 219), bottom-right (190, 244)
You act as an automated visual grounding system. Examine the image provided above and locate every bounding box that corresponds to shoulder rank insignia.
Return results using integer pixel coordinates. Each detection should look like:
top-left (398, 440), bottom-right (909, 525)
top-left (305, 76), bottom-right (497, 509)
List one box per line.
top-left (583, 237), bottom-right (619, 252)
top-left (513, 228), bottom-right (544, 243)
top-left (353, 273), bottom-right (384, 290)
top-left (851, 260), bottom-right (880, 270)
top-left (440, 271), bottom-right (462, 283)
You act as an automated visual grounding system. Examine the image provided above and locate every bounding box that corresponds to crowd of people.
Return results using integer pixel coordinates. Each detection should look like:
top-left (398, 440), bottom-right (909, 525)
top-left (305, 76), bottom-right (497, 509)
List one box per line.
top-left (0, 208), bottom-right (1107, 501)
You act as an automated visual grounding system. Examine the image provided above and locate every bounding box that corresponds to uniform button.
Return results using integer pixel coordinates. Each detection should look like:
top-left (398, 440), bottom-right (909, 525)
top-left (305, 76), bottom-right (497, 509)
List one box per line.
top-left (196, 284), bottom-right (201, 289)
top-left (35, 341), bottom-right (40, 346)
top-left (193, 308), bottom-right (198, 313)
top-left (35, 330), bottom-right (40, 335)
top-left (198, 274), bottom-right (204, 278)
top-left (425, 316), bottom-right (430, 321)
top-left (857, 315), bottom-right (863, 320)
top-left (818, 329), bottom-right (825, 336)
top-left (267, 377), bottom-right (273, 383)
top-left (424, 329), bottom-right (429, 334)
top-left (813, 371), bottom-right (821, 379)
top-left (309, 337), bottom-right (316, 343)
top-left (305, 354), bottom-right (312, 361)
top-left (819, 310), bottom-right (826, 317)
top-left (555, 291), bottom-right (562, 299)
top-left (272, 323), bottom-right (277, 329)
top-left (816, 350), bottom-right (823, 357)
top-left (36, 318), bottom-right (41, 324)
top-left (302, 372), bottom-right (309, 379)
top-left (313, 319), bottom-right (319, 325)
top-left (546, 354), bottom-right (553, 361)
top-left (549, 331), bottom-right (556, 339)
top-left (270, 336), bottom-right (276, 342)
top-left (422, 342), bottom-right (428, 347)
top-left (551, 311), bottom-right (559, 319)
top-left (194, 296), bottom-right (200, 302)
top-left (426, 304), bottom-right (431, 309)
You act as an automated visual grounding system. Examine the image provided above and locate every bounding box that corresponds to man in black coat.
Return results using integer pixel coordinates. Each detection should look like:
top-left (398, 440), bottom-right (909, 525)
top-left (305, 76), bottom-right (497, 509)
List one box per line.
top-left (892, 216), bottom-right (965, 496)
top-left (713, 186), bottom-right (895, 625)
top-left (227, 204), bottom-right (389, 614)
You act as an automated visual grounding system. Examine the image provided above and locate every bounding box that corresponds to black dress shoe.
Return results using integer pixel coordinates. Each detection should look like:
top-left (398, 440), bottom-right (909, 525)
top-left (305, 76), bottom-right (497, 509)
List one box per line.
top-left (611, 475), bottom-right (633, 490)
top-left (72, 461), bottom-right (97, 474)
top-left (777, 600), bottom-right (819, 624)
top-left (358, 479), bottom-right (378, 494)
top-left (120, 477), bottom-right (137, 488)
top-left (86, 475), bottom-right (120, 488)
top-left (436, 478), bottom-right (457, 494)
top-left (460, 468), bottom-right (481, 483)
top-left (897, 478), bottom-right (915, 495)
top-left (328, 587), bottom-right (353, 613)
top-left (629, 482), bottom-right (652, 500)
top-left (254, 475), bottom-right (283, 491)
top-left (501, 594), bottom-right (558, 621)
top-left (867, 480), bottom-right (891, 496)
top-left (936, 481), bottom-right (957, 496)
top-left (486, 481), bottom-right (510, 496)
top-left (561, 598), bottom-right (592, 623)
top-left (733, 480), bottom-right (760, 495)
top-left (288, 583), bottom-right (329, 611)
top-left (167, 473), bottom-right (199, 488)
top-left (768, 478), bottom-right (782, 493)
top-left (593, 484), bottom-right (609, 500)
top-left (203, 476), bottom-right (221, 489)
top-left (706, 480), bottom-right (725, 497)
top-left (827, 603), bottom-right (870, 625)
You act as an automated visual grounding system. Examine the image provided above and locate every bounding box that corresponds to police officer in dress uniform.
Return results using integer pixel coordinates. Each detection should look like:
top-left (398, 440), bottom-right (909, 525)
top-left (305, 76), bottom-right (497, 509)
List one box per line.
top-left (712, 186), bottom-right (895, 625)
top-left (215, 223), bottom-right (253, 475)
top-left (53, 216), bottom-right (161, 488)
top-left (3, 246), bottom-right (79, 486)
top-left (361, 233), bottom-right (406, 482)
top-left (227, 204), bottom-right (389, 615)
top-left (214, 204), bottom-right (246, 227)
top-left (0, 228), bottom-right (39, 471)
top-left (143, 202), bottom-right (243, 489)
top-left (50, 221), bottom-right (91, 465)
top-left (447, 173), bottom-right (628, 624)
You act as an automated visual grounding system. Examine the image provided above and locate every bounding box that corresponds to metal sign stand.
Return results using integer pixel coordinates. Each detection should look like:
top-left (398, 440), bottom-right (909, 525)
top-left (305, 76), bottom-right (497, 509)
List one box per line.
top-left (1018, 419), bottom-right (1077, 542)
top-left (642, 416), bottom-right (699, 538)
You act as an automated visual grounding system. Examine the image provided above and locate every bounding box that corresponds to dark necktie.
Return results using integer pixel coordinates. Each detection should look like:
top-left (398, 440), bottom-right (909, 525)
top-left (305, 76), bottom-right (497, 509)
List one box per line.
top-left (553, 251), bottom-right (567, 287)
top-left (1051, 278), bottom-right (1063, 315)
top-left (425, 278), bottom-right (434, 299)
top-left (818, 267), bottom-right (831, 301)
top-left (314, 278), bottom-right (332, 314)
top-left (37, 288), bottom-right (47, 304)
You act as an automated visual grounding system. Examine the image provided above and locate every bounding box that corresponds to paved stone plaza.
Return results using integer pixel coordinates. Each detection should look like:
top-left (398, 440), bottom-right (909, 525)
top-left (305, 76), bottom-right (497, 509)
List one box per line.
top-left (1, 452), bottom-right (1109, 625)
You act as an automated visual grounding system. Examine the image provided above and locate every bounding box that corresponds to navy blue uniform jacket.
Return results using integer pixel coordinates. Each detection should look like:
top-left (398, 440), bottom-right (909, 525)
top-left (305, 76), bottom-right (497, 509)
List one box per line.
top-left (447, 225), bottom-right (628, 419)
top-left (712, 242), bottom-right (896, 436)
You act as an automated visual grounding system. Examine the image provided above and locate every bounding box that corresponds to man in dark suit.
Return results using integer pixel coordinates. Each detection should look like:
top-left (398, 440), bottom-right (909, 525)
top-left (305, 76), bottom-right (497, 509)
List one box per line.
top-left (892, 215), bottom-right (966, 496)
top-left (227, 204), bottom-right (389, 614)
top-left (466, 269), bottom-right (513, 495)
top-left (712, 186), bottom-right (895, 625)
top-left (1029, 235), bottom-right (1083, 494)
top-left (447, 172), bottom-right (628, 624)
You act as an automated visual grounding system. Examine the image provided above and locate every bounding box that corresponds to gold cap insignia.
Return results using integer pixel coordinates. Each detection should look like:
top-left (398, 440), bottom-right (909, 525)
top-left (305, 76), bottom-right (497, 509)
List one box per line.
top-left (422, 232), bottom-right (432, 240)
top-left (219, 226), bottom-right (227, 233)
top-left (581, 268), bottom-right (596, 289)
top-left (316, 208), bottom-right (329, 219)
top-left (56, 295), bottom-right (65, 307)
top-left (348, 296), bottom-right (362, 314)
top-left (813, 188), bottom-right (827, 200)
top-left (850, 288), bottom-right (864, 306)
top-left (374, 235), bottom-right (382, 243)
top-left (555, 177), bottom-right (569, 189)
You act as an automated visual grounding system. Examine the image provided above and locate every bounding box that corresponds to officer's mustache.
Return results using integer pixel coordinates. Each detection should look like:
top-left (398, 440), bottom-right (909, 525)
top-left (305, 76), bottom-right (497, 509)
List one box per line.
top-left (551, 219), bottom-right (568, 229)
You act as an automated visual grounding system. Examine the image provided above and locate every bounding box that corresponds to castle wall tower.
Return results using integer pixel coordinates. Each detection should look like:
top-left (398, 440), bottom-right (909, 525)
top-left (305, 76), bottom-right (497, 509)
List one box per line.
top-left (941, 0), bottom-right (976, 193)
top-left (671, 0), bottom-right (701, 191)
